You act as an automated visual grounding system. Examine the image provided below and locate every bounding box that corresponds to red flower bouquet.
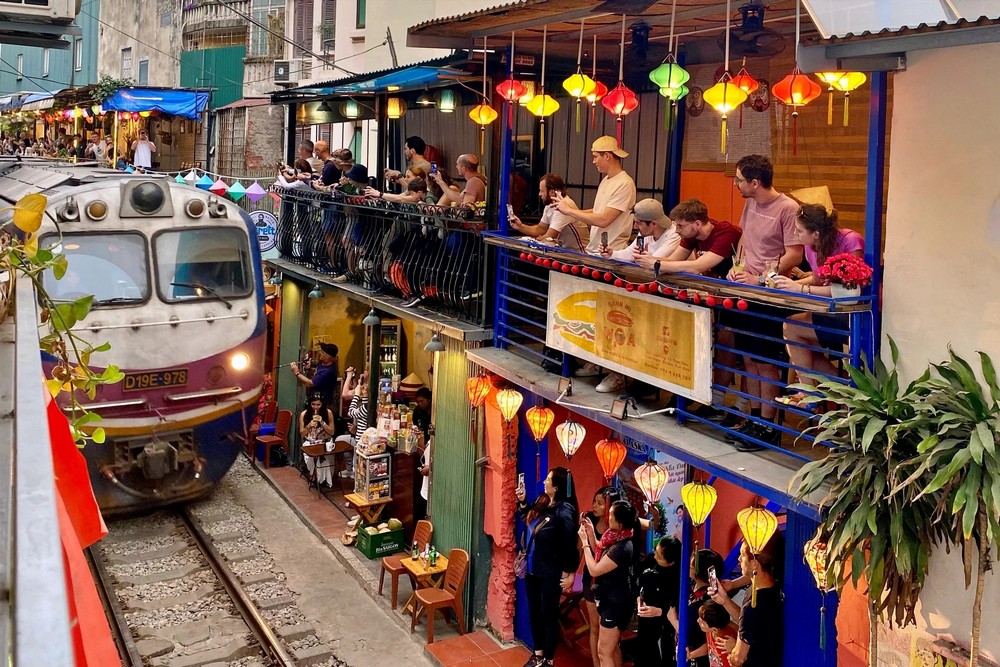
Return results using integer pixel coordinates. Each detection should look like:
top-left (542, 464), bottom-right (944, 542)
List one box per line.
top-left (817, 254), bottom-right (873, 289)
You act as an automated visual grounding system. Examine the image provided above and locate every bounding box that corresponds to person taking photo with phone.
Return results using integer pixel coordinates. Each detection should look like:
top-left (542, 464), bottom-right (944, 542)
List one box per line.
top-left (508, 174), bottom-right (590, 252)
top-left (516, 467), bottom-right (579, 667)
top-left (599, 198), bottom-right (680, 263)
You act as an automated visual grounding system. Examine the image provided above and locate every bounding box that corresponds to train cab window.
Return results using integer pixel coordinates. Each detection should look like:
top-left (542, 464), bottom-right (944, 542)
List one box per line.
top-left (41, 233), bottom-right (150, 306)
top-left (154, 227), bottom-right (252, 303)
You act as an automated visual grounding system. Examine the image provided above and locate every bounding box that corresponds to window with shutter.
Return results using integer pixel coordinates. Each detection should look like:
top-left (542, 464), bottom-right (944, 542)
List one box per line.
top-left (293, 0), bottom-right (314, 57)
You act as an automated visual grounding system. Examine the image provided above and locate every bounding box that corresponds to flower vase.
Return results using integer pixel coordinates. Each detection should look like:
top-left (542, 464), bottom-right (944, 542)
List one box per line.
top-left (830, 283), bottom-right (861, 303)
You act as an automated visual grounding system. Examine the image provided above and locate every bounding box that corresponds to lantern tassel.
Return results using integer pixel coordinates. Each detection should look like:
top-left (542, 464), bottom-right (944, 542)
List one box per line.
top-left (720, 115), bottom-right (728, 154)
top-left (616, 117), bottom-right (623, 145)
top-left (479, 126), bottom-right (486, 156)
top-left (751, 570), bottom-right (757, 607)
top-left (507, 102), bottom-right (513, 127)
top-left (820, 604), bottom-right (826, 651)
top-left (590, 103), bottom-right (597, 129)
top-left (576, 102), bottom-right (581, 134)
top-left (827, 89), bottom-right (834, 125)
top-left (693, 538), bottom-right (700, 571)
top-left (739, 105), bottom-right (744, 129)
top-left (540, 119), bottom-right (546, 150)
top-left (843, 93), bottom-right (850, 127)
top-left (791, 112), bottom-right (799, 156)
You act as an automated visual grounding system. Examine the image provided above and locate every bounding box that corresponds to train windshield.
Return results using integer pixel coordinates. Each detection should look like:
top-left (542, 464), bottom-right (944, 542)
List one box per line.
top-left (154, 227), bottom-right (252, 303)
top-left (41, 233), bottom-right (150, 306)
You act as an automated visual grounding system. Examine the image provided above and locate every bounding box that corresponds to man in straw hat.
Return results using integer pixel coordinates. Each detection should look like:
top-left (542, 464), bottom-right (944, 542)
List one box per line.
top-left (554, 135), bottom-right (636, 254)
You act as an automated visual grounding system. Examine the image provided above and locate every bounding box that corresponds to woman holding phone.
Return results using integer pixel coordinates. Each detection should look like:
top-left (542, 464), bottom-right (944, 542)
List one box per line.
top-left (516, 467), bottom-right (579, 667)
top-left (299, 394), bottom-right (335, 486)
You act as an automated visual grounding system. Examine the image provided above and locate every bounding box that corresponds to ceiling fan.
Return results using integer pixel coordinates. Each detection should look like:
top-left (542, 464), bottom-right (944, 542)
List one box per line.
top-left (717, 2), bottom-right (786, 58)
top-left (591, 0), bottom-right (659, 14)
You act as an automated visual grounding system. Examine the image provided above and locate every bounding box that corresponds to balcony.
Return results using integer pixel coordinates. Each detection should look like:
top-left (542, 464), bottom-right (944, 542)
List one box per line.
top-left (271, 187), bottom-right (491, 329)
top-left (181, 0), bottom-right (249, 38)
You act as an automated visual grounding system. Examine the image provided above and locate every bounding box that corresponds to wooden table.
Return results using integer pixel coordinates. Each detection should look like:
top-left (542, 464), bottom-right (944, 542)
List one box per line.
top-left (344, 492), bottom-right (393, 525)
top-left (400, 553), bottom-right (450, 616)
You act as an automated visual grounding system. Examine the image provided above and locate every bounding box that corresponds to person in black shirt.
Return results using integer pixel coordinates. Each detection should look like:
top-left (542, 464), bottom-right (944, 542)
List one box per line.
top-left (580, 500), bottom-right (640, 667)
top-left (712, 538), bottom-right (783, 667)
top-left (635, 536), bottom-right (681, 666)
top-left (289, 343), bottom-right (339, 407)
top-left (412, 387), bottom-right (432, 438)
top-left (516, 467), bottom-right (579, 667)
top-left (669, 549), bottom-right (725, 667)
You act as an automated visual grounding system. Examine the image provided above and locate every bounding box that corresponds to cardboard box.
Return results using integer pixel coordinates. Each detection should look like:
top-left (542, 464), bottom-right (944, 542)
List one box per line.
top-left (356, 526), bottom-right (404, 559)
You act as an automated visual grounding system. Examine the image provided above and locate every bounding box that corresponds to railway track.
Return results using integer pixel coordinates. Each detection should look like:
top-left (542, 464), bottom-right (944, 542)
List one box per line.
top-left (89, 484), bottom-right (345, 667)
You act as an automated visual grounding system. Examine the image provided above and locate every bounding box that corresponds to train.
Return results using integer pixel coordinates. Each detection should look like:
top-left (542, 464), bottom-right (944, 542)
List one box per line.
top-left (0, 159), bottom-right (267, 516)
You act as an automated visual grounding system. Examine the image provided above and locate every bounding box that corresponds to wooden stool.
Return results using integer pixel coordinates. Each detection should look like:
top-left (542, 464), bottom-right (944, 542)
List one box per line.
top-left (378, 554), bottom-right (408, 610)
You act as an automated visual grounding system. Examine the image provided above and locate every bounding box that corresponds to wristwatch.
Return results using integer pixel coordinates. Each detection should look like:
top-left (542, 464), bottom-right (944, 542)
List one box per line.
top-left (757, 275), bottom-right (766, 286)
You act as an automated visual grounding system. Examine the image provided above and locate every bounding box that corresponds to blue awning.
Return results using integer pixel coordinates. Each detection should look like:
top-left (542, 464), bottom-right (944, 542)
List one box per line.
top-left (102, 88), bottom-right (210, 120)
top-left (20, 91), bottom-right (59, 111)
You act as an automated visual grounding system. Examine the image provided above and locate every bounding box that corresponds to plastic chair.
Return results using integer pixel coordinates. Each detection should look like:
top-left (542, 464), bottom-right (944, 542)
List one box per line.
top-left (379, 520), bottom-right (432, 610)
top-left (246, 400), bottom-right (278, 457)
top-left (410, 548), bottom-right (468, 643)
top-left (255, 409), bottom-right (292, 468)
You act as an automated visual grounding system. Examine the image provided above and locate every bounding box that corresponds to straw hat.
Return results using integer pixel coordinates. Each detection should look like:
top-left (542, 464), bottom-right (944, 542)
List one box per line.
top-left (399, 372), bottom-right (425, 400)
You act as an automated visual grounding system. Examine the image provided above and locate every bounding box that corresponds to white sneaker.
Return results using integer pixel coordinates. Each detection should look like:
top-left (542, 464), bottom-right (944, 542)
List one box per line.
top-left (596, 372), bottom-right (630, 394)
top-left (574, 362), bottom-right (601, 378)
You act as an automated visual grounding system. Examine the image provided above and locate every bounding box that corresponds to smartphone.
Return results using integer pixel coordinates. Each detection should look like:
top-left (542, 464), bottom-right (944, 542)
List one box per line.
top-left (431, 162), bottom-right (438, 175)
top-left (517, 473), bottom-right (525, 492)
top-left (506, 203), bottom-right (515, 218)
top-left (368, 176), bottom-right (378, 189)
top-left (638, 587), bottom-right (646, 605)
top-left (708, 566), bottom-right (719, 595)
top-left (637, 235), bottom-right (645, 252)
top-left (601, 231), bottom-right (609, 247)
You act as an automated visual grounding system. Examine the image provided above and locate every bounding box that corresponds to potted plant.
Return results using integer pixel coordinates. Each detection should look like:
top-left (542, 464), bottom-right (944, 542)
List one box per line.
top-left (894, 349), bottom-right (1000, 665)
top-left (817, 253), bottom-right (873, 299)
top-left (790, 341), bottom-right (944, 666)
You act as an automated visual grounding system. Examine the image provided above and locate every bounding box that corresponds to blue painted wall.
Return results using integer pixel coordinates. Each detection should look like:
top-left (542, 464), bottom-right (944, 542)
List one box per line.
top-left (0, 7), bottom-right (98, 96)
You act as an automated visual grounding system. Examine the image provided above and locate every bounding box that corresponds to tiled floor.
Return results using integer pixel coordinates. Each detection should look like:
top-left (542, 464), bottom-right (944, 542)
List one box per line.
top-left (425, 631), bottom-right (595, 667)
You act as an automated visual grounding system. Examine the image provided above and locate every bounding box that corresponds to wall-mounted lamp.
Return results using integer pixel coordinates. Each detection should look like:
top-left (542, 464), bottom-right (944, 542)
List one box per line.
top-left (424, 331), bottom-right (446, 352)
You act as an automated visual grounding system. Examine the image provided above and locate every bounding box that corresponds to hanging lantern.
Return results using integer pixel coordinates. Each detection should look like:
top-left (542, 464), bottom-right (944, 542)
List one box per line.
top-left (562, 19), bottom-right (597, 133)
top-left (831, 72), bottom-right (867, 127)
top-left (649, 53), bottom-right (690, 131)
top-left (496, 31), bottom-right (527, 125)
top-left (466, 375), bottom-right (491, 409)
top-left (805, 530), bottom-right (833, 650)
top-left (595, 438), bottom-right (627, 481)
top-left (586, 80), bottom-right (608, 105)
top-left (496, 388), bottom-right (524, 423)
top-left (815, 71), bottom-right (846, 125)
top-left (634, 461), bottom-right (669, 505)
top-left (555, 420), bottom-right (586, 460)
top-left (524, 406), bottom-right (555, 443)
top-left (469, 36), bottom-right (497, 153)
top-left (437, 90), bottom-right (457, 113)
top-left (341, 100), bottom-right (361, 119)
top-left (386, 97), bottom-right (406, 119)
top-left (517, 80), bottom-right (536, 106)
top-left (771, 68), bottom-right (821, 154)
top-left (528, 25), bottom-right (559, 149)
top-left (586, 36), bottom-right (607, 129)
top-left (730, 62), bottom-right (760, 128)
top-left (737, 504), bottom-right (779, 607)
top-left (703, 77), bottom-right (749, 154)
top-left (681, 481), bottom-right (718, 527)
top-left (602, 15), bottom-right (639, 144)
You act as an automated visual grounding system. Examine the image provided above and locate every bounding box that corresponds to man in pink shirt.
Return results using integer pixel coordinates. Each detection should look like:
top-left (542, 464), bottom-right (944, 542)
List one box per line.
top-left (724, 155), bottom-right (803, 451)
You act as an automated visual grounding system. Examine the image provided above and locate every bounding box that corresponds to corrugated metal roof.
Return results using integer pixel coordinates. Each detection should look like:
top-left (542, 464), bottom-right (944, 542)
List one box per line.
top-left (807, 14), bottom-right (1000, 45)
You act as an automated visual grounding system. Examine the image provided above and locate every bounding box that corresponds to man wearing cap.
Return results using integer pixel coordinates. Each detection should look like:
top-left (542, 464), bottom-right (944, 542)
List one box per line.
top-left (289, 343), bottom-right (340, 407)
top-left (555, 136), bottom-right (636, 253)
top-left (601, 198), bottom-right (681, 263)
top-left (434, 153), bottom-right (486, 207)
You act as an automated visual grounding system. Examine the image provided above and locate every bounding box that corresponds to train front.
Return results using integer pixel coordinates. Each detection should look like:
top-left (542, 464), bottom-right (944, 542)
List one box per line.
top-left (38, 176), bottom-right (267, 516)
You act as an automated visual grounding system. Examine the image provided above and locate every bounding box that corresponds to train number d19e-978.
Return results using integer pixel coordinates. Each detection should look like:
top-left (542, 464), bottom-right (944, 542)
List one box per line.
top-left (122, 368), bottom-right (190, 391)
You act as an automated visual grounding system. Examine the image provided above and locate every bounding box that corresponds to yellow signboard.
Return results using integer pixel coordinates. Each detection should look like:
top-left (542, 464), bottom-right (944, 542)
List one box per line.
top-left (547, 273), bottom-right (713, 403)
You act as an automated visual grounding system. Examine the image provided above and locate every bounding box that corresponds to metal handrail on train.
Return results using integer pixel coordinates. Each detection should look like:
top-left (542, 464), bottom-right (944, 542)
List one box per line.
top-left (3, 275), bottom-right (76, 666)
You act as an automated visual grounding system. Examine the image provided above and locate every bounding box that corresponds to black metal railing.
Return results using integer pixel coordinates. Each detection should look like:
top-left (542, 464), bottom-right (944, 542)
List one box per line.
top-left (272, 187), bottom-right (490, 326)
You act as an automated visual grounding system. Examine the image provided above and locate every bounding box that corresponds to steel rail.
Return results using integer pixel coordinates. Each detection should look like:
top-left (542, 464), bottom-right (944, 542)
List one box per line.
top-left (85, 545), bottom-right (145, 667)
top-left (178, 509), bottom-right (297, 667)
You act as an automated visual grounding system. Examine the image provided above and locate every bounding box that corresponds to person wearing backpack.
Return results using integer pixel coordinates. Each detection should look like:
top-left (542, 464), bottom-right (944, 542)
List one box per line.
top-left (580, 500), bottom-right (640, 667)
top-left (515, 467), bottom-right (580, 667)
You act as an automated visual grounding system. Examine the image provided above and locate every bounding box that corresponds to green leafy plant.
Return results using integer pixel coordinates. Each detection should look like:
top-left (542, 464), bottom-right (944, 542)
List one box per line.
top-left (2, 193), bottom-right (123, 445)
top-left (789, 340), bottom-right (944, 665)
top-left (95, 73), bottom-right (134, 103)
top-left (896, 349), bottom-right (1000, 664)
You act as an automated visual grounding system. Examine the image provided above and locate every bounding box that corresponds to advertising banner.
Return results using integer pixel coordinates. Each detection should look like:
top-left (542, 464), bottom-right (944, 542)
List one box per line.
top-left (546, 272), bottom-right (713, 403)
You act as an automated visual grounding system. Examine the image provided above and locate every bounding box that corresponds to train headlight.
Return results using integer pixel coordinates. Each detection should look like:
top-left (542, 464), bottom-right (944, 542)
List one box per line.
top-left (130, 182), bottom-right (166, 215)
top-left (230, 352), bottom-right (250, 371)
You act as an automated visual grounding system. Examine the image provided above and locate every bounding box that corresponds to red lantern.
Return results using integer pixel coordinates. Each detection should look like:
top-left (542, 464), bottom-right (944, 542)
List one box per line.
top-left (771, 68), bottom-right (822, 154)
top-left (466, 375), bottom-right (491, 408)
top-left (730, 64), bottom-right (760, 128)
top-left (602, 82), bottom-right (639, 144)
top-left (525, 406), bottom-right (555, 443)
top-left (496, 77), bottom-right (527, 104)
top-left (595, 438), bottom-right (627, 481)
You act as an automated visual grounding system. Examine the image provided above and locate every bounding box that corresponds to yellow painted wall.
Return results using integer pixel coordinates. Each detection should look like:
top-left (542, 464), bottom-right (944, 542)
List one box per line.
top-left (305, 291), bottom-right (368, 370)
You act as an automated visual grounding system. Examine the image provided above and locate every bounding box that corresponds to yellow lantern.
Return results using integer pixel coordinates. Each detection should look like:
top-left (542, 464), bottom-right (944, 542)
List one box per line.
top-left (555, 420), bottom-right (586, 461)
top-left (805, 530), bottom-right (833, 649)
top-left (815, 71), bottom-right (846, 125)
top-left (524, 406), bottom-right (554, 443)
top-left (702, 79), bottom-right (748, 154)
top-left (634, 461), bottom-right (668, 504)
top-left (525, 94), bottom-right (559, 118)
top-left (680, 481), bottom-right (718, 527)
top-left (469, 102), bottom-right (498, 154)
top-left (466, 375), bottom-right (491, 409)
top-left (831, 72), bottom-right (867, 126)
top-left (737, 504), bottom-right (778, 607)
top-left (386, 97), bottom-right (406, 119)
top-left (496, 388), bottom-right (523, 423)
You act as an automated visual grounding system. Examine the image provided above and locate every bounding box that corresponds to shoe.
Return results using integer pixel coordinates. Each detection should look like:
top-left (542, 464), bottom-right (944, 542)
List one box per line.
top-left (725, 419), bottom-right (756, 443)
top-left (596, 372), bottom-right (630, 394)
top-left (736, 422), bottom-right (780, 452)
top-left (332, 274), bottom-right (348, 283)
top-left (460, 291), bottom-right (483, 301)
top-left (521, 656), bottom-right (543, 667)
top-left (720, 412), bottom-right (746, 430)
top-left (574, 362), bottom-right (601, 378)
top-left (541, 358), bottom-right (562, 374)
top-left (626, 381), bottom-right (658, 400)
top-left (694, 405), bottom-right (727, 422)
top-left (401, 295), bottom-right (424, 308)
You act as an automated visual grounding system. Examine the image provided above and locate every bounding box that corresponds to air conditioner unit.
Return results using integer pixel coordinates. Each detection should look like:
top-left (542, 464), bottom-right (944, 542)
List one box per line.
top-left (0, 0), bottom-right (80, 23)
top-left (273, 58), bottom-right (312, 85)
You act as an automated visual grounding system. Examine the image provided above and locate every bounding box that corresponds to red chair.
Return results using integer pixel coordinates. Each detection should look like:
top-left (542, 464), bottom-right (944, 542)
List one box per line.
top-left (254, 409), bottom-right (292, 468)
top-left (379, 520), bottom-right (432, 610)
top-left (410, 548), bottom-right (469, 643)
top-left (247, 400), bottom-right (278, 457)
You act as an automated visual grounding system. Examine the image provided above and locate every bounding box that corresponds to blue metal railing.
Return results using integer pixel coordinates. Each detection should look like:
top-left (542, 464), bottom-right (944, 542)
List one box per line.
top-left (272, 187), bottom-right (490, 326)
top-left (489, 236), bottom-right (876, 458)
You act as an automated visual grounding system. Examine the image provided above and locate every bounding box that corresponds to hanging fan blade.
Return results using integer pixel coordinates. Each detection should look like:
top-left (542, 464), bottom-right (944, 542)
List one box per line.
top-left (591, 0), bottom-right (659, 14)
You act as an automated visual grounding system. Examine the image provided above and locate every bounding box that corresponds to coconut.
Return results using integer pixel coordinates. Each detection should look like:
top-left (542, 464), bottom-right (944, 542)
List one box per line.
top-left (387, 518), bottom-right (403, 531)
top-left (377, 522), bottom-right (389, 531)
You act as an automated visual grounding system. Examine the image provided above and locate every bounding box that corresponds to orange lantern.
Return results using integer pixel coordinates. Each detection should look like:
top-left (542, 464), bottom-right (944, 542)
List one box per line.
top-left (804, 530), bottom-right (833, 649)
top-left (524, 406), bottom-right (554, 443)
top-left (386, 97), bottom-right (406, 119)
top-left (815, 71), bottom-right (846, 125)
top-left (466, 375), bottom-right (491, 409)
top-left (771, 68), bottom-right (821, 155)
top-left (634, 461), bottom-right (668, 504)
top-left (496, 388), bottom-right (523, 423)
top-left (831, 72), bottom-right (867, 127)
top-left (585, 36), bottom-right (607, 129)
top-left (595, 438), bottom-right (627, 481)
top-left (495, 30), bottom-right (527, 122)
top-left (730, 63), bottom-right (759, 128)
top-left (737, 503), bottom-right (779, 606)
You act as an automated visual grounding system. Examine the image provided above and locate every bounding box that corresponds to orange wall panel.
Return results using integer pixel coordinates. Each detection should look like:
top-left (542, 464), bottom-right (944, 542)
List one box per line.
top-left (679, 170), bottom-right (746, 225)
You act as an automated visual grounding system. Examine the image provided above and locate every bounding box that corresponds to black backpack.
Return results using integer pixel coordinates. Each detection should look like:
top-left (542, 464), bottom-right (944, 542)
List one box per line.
top-left (269, 445), bottom-right (289, 467)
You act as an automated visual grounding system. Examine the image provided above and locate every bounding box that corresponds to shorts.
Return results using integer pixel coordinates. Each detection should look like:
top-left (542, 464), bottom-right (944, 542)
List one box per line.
top-left (812, 312), bottom-right (850, 351)
top-left (719, 304), bottom-right (792, 363)
top-left (596, 596), bottom-right (633, 631)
